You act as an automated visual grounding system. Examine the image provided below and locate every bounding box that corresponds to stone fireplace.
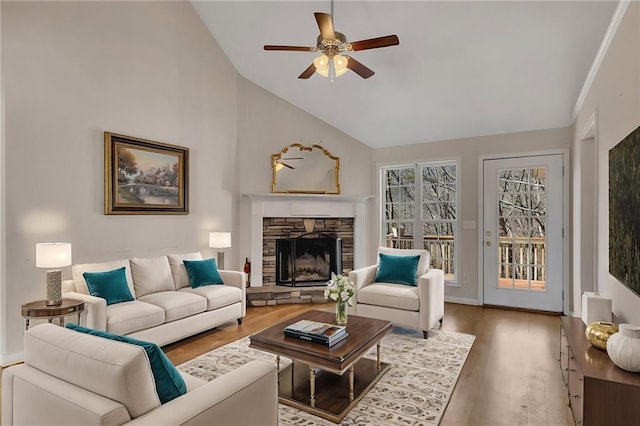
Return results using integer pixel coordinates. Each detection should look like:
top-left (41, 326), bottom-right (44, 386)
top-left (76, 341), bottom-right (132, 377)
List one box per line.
top-left (245, 194), bottom-right (370, 287)
top-left (264, 218), bottom-right (353, 286)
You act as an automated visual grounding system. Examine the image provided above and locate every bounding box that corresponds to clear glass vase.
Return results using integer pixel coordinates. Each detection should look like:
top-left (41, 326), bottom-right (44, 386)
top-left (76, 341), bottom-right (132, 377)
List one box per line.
top-left (335, 300), bottom-right (348, 326)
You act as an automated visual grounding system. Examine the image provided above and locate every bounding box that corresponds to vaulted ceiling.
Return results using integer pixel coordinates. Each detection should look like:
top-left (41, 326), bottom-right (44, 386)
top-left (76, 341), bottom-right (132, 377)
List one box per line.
top-left (192, 1), bottom-right (617, 148)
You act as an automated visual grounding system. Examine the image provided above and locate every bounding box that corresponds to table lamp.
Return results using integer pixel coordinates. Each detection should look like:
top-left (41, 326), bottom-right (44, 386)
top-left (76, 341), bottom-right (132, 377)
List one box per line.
top-left (209, 232), bottom-right (231, 270)
top-left (36, 243), bottom-right (72, 306)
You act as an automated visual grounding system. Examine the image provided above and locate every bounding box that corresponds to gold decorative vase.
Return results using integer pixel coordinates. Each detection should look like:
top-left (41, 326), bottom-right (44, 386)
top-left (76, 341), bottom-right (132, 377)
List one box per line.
top-left (585, 321), bottom-right (618, 350)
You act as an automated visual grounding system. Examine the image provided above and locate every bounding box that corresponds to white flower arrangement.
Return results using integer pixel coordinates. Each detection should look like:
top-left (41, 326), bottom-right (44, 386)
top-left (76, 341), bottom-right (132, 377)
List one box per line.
top-left (324, 272), bottom-right (355, 306)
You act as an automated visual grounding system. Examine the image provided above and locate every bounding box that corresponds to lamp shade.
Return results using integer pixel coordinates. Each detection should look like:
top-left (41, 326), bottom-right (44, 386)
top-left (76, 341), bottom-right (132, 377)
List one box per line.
top-left (209, 232), bottom-right (231, 249)
top-left (36, 243), bottom-right (72, 269)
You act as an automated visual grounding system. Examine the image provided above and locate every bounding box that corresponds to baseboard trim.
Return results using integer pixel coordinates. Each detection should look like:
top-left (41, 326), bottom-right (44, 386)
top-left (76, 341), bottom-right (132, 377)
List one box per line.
top-left (445, 296), bottom-right (479, 306)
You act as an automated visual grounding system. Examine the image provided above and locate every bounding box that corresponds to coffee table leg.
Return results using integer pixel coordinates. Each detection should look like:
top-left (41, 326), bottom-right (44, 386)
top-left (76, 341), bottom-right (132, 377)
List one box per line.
top-left (377, 343), bottom-right (381, 373)
top-left (349, 365), bottom-right (355, 401)
top-left (309, 367), bottom-right (316, 407)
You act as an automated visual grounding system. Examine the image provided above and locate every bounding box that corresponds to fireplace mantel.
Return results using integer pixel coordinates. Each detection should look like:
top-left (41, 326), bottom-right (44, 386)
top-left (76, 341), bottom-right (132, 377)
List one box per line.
top-left (243, 193), bottom-right (373, 287)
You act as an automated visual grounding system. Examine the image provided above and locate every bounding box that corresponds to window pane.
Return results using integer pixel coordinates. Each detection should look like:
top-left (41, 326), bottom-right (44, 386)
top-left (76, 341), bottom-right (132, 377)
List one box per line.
top-left (384, 162), bottom-right (457, 281)
top-left (384, 169), bottom-right (400, 186)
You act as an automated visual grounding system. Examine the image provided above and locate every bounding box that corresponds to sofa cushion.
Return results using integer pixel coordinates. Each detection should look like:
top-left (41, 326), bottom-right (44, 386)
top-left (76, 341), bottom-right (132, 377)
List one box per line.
top-left (179, 285), bottom-right (242, 311)
top-left (84, 267), bottom-right (135, 305)
top-left (66, 324), bottom-right (187, 404)
top-left (357, 282), bottom-right (420, 311)
top-left (168, 252), bottom-right (203, 289)
top-left (378, 247), bottom-right (431, 277)
top-left (183, 258), bottom-right (224, 288)
top-left (72, 259), bottom-right (135, 297)
top-left (137, 291), bottom-right (207, 323)
top-left (374, 253), bottom-right (421, 286)
top-left (23, 323), bottom-right (160, 418)
top-left (106, 300), bottom-right (165, 335)
top-left (130, 256), bottom-right (176, 297)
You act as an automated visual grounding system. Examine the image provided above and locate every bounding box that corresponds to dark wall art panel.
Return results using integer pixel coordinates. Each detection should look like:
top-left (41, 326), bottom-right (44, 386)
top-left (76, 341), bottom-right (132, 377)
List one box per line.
top-left (610, 124), bottom-right (640, 296)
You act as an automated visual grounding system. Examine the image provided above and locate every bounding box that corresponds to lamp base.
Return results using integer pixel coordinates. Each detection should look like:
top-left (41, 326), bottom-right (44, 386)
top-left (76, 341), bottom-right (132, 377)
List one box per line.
top-left (46, 270), bottom-right (62, 306)
top-left (217, 252), bottom-right (225, 270)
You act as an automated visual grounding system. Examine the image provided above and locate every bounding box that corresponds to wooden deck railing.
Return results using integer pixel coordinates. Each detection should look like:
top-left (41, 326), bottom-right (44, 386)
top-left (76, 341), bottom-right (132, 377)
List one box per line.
top-left (385, 235), bottom-right (546, 281)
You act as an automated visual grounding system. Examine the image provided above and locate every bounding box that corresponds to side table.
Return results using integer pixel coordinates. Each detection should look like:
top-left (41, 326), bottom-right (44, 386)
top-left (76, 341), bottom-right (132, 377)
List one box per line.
top-left (21, 299), bottom-right (84, 330)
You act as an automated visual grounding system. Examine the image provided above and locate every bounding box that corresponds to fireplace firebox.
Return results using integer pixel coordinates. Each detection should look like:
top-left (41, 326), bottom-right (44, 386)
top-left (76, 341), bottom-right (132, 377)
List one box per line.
top-left (276, 235), bottom-right (342, 287)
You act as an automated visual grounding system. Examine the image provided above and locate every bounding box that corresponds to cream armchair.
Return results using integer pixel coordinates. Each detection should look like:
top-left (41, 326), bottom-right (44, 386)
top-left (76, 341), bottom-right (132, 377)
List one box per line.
top-left (348, 247), bottom-right (444, 338)
top-left (2, 324), bottom-right (278, 426)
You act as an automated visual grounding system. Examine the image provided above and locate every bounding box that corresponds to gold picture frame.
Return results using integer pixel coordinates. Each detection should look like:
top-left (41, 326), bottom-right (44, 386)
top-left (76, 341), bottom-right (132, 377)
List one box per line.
top-left (104, 132), bottom-right (189, 215)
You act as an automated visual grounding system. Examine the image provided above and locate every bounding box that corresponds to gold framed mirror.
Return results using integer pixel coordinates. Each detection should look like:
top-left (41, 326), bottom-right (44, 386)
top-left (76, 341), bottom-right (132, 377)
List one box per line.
top-left (271, 143), bottom-right (340, 194)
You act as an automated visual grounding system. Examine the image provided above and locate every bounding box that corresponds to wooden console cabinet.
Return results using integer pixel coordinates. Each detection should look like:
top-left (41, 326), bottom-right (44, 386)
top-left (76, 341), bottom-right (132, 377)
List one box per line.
top-left (560, 316), bottom-right (640, 425)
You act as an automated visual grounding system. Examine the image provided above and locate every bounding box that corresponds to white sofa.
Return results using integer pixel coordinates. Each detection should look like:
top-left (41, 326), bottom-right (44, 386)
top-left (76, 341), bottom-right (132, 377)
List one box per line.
top-left (349, 247), bottom-right (445, 338)
top-left (2, 323), bottom-right (278, 426)
top-left (61, 252), bottom-right (246, 346)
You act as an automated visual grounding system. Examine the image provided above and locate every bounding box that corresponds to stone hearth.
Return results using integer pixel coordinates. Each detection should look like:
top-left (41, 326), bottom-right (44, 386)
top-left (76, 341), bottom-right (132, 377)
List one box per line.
top-left (246, 285), bottom-right (327, 306)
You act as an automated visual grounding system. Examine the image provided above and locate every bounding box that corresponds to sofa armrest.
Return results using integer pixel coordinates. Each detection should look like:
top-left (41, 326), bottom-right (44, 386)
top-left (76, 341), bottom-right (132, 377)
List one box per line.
top-left (128, 360), bottom-right (278, 426)
top-left (417, 268), bottom-right (445, 331)
top-left (2, 364), bottom-right (131, 426)
top-left (219, 270), bottom-right (247, 318)
top-left (62, 291), bottom-right (107, 330)
top-left (348, 265), bottom-right (378, 292)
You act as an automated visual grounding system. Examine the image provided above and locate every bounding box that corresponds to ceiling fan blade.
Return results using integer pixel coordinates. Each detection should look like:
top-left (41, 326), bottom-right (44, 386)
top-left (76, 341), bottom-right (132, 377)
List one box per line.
top-left (315, 12), bottom-right (336, 40)
top-left (346, 56), bottom-right (375, 79)
top-left (349, 35), bottom-right (399, 51)
top-left (264, 45), bottom-right (316, 52)
top-left (298, 63), bottom-right (316, 79)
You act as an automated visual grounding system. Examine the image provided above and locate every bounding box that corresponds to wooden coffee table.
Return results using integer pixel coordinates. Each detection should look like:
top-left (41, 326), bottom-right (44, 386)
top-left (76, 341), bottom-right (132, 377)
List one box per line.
top-left (249, 310), bottom-right (392, 423)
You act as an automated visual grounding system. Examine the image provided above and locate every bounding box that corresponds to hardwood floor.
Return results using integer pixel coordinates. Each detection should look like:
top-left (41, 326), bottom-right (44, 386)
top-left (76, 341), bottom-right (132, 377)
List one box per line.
top-left (1, 303), bottom-right (573, 425)
top-left (164, 302), bottom-right (573, 426)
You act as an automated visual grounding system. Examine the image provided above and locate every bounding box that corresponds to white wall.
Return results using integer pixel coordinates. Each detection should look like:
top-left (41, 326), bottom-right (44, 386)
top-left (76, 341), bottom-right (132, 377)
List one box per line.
top-left (372, 127), bottom-right (572, 303)
top-left (572, 2), bottom-right (640, 324)
top-left (236, 77), bottom-right (374, 268)
top-left (1, 1), bottom-right (239, 363)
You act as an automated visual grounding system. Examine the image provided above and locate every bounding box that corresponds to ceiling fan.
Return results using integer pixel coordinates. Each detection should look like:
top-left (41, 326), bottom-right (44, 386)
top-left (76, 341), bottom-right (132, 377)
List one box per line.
top-left (264, 5), bottom-right (399, 81)
top-left (275, 157), bottom-right (303, 170)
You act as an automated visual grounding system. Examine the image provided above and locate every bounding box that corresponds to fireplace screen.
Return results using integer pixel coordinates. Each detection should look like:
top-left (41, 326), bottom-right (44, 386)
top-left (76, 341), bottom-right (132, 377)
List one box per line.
top-left (276, 237), bottom-right (342, 286)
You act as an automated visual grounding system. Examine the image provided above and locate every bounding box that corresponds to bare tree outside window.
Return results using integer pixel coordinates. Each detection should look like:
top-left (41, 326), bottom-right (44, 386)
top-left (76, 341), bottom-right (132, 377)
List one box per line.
top-left (382, 162), bottom-right (457, 281)
top-left (497, 167), bottom-right (547, 288)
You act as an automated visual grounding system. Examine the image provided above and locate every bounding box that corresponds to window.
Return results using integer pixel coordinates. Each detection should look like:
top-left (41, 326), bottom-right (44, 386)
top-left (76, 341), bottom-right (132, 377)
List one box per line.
top-left (381, 161), bottom-right (458, 282)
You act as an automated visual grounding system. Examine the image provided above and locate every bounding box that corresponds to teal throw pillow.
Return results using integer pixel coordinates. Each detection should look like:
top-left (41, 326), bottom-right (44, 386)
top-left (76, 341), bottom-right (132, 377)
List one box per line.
top-left (83, 267), bottom-right (134, 305)
top-left (65, 324), bottom-right (187, 404)
top-left (183, 258), bottom-right (224, 288)
top-left (374, 253), bottom-right (421, 286)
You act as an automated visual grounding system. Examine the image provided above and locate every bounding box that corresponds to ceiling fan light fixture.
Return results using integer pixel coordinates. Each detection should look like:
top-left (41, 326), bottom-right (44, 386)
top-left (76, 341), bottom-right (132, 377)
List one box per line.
top-left (333, 54), bottom-right (349, 76)
top-left (313, 54), bottom-right (330, 76)
top-left (313, 54), bottom-right (348, 79)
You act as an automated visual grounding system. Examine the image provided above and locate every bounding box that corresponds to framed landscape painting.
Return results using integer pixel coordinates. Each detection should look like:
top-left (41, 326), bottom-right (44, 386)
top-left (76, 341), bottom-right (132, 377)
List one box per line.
top-left (104, 132), bottom-right (189, 215)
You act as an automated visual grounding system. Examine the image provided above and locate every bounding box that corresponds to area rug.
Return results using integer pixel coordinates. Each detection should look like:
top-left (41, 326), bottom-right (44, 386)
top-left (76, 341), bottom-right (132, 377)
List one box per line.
top-left (178, 328), bottom-right (475, 425)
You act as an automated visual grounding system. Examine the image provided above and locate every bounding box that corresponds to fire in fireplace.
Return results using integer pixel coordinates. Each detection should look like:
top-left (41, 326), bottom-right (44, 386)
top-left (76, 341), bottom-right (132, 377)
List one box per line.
top-left (276, 235), bottom-right (342, 287)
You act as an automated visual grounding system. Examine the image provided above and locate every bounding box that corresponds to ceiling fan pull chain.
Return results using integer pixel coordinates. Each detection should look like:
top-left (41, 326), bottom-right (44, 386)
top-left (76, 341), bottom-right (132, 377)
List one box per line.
top-left (329, 58), bottom-right (336, 83)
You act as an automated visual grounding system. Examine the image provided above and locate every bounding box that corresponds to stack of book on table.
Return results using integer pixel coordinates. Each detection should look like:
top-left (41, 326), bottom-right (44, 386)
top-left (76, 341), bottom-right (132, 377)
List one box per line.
top-left (284, 319), bottom-right (348, 347)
